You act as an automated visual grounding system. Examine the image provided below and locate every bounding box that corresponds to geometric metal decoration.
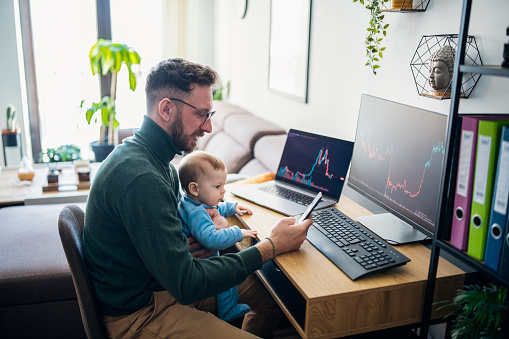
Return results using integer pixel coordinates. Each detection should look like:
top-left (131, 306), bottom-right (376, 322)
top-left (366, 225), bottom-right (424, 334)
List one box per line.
top-left (380, 0), bottom-right (431, 12)
top-left (410, 34), bottom-right (483, 100)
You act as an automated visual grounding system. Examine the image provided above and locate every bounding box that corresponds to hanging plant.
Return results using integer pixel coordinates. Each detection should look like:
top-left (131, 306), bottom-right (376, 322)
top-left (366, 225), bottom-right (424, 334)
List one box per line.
top-left (353, 0), bottom-right (390, 75)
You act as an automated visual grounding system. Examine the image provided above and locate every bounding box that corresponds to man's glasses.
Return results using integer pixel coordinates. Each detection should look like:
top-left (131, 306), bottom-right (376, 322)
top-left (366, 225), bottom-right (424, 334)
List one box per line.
top-left (169, 98), bottom-right (216, 125)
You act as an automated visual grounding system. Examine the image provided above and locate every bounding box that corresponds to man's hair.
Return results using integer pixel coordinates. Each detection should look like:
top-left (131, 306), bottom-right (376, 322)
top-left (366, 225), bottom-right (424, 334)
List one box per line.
top-left (178, 151), bottom-right (226, 194)
top-left (430, 45), bottom-right (456, 76)
top-left (145, 58), bottom-right (220, 113)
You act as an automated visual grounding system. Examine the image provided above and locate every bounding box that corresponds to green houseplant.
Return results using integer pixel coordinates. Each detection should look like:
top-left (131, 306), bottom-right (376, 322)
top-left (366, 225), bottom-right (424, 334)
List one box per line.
top-left (39, 144), bottom-right (82, 183)
top-left (5, 104), bottom-right (17, 132)
top-left (40, 144), bottom-right (81, 164)
top-left (437, 283), bottom-right (508, 338)
top-left (212, 81), bottom-right (231, 101)
top-left (82, 39), bottom-right (141, 161)
top-left (2, 104), bottom-right (20, 148)
top-left (353, 0), bottom-right (390, 75)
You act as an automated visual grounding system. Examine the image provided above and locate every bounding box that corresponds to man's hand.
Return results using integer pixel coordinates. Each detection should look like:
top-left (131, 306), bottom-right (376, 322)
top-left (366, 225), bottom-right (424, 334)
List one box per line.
top-left (188, 236), bottom-right (216, 259)
top-left (255, 217), bottom-right (313, 263)
top-left (206, 208), bottom-right (229, 229)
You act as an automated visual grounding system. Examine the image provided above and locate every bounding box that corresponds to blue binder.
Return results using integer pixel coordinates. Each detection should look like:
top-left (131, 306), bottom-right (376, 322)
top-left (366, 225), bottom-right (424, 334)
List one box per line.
top-left (498, 216), bottom-right (509, 279)
top-left (485, 126), bottom-right (509, 271)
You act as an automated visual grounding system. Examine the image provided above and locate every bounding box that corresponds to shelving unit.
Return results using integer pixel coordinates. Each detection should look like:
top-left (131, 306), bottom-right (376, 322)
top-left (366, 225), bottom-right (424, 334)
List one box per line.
top-left (420, 0), bottom-right (509, 337)
top-left (380, 0), bottom-right (431, 12)
top-left (409, 34), bottom-right (483, 100)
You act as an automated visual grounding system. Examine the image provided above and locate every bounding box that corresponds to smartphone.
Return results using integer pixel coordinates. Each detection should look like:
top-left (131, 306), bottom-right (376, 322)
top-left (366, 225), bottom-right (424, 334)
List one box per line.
top-left (298, 192), bottom-right (322, 223)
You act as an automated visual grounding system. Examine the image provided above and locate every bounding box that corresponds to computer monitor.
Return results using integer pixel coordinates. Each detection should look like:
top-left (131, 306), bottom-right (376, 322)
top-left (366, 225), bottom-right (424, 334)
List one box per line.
top-left (347, 94), bottom-right (447, 244)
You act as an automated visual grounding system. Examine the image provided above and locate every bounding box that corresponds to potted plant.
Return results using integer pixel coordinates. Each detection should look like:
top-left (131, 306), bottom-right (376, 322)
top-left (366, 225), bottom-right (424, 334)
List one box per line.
top-left (437, 283), bottom-right (508, 338)
top-left (2, 104), bottom-right (20, 147)
top-left (213, 81), bottom-right (231, 101)
top-left (40, 144), bottom-right (81, 164)
top-left (39, 144), bottom-right (82, 184)
top-left (353, 0), bottom-right (390, 75)
top-left (82, 39), bottom-right (141, 161)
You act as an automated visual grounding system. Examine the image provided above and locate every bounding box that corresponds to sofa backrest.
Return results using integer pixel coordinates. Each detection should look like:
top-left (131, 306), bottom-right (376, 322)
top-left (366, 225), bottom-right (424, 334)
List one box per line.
top-left (197, 101), bottom-right (285, 173)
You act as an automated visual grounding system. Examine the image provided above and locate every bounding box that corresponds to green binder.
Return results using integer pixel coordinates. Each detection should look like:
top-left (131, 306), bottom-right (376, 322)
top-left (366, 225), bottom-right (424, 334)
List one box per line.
top-left (467, 119), bottom-right (509, 260)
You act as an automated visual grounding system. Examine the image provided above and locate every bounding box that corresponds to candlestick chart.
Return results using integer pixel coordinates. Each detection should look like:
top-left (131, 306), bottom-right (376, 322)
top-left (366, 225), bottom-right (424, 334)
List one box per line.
top-left (349, 126), bottom-right (445, 226)
top-left (276, 131), bottom-right (354, 198)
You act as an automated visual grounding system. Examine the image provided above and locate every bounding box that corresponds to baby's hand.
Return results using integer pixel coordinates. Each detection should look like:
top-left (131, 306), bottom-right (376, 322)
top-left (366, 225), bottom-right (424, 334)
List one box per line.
top-left (236, 205), bottom-right (253, 216)
top-left (241, 229), bottom-right (258, 239)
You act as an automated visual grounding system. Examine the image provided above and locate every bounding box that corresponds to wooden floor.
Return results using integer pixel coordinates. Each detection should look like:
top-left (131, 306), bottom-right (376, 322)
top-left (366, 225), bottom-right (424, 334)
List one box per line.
top-left (273, 315), bottom-right (301, 338)
top-left (271, 315), bottom-right (426, 339)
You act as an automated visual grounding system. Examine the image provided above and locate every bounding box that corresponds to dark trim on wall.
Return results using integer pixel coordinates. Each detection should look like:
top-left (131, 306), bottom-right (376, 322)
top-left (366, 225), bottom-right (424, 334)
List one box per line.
top-left (96, 0), bottom-right (112, 99)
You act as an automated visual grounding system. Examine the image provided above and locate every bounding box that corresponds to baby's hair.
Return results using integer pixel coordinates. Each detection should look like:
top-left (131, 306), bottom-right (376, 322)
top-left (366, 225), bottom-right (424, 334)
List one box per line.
top-left (178, 151), bottom-right (226, 194)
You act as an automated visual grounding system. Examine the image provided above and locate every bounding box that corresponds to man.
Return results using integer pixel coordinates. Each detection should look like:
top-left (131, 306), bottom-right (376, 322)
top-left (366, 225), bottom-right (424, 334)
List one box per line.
top-left (82, 58), bottom-right (312, 338)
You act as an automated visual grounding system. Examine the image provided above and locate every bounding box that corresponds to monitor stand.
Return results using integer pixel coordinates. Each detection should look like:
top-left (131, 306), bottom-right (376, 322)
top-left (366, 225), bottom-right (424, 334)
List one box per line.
top-left (355, 213), bottom-right (429, 245)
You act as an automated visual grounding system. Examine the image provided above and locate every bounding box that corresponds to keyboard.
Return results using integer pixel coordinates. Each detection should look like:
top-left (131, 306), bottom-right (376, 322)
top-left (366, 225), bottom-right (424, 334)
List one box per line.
top-left (258, 184), bottom-right (314, 206)
top-left (305, 207), bottom-right (411, 280)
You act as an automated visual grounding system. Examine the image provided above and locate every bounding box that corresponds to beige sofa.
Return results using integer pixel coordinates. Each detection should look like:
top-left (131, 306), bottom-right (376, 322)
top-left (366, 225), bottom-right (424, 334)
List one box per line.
top-left (120, 101), bottom-right (288, 180)
top-left (0, 102), bottom-right (288, 338)
top-left (195, 101), bottom-right (287, 177)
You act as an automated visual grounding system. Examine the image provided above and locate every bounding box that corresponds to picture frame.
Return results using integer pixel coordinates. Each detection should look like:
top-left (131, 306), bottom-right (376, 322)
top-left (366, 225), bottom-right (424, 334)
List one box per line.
top-left (268, 0), bottom-right (312, 103)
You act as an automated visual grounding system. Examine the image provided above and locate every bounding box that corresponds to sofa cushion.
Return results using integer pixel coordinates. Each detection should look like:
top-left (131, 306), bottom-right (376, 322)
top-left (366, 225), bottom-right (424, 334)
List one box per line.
top-left (223, 114), bottom-right (285, 151)
top-left (203, 132), bottom-right (252, 173)
top-left (198, 102), bottom-right (252, 150)
top-left (239, 134), bottom-right (287, 177)
top-left (0, 203), bottom-right (85, 307)
top-left (198, 102), bottom-right (285, 174)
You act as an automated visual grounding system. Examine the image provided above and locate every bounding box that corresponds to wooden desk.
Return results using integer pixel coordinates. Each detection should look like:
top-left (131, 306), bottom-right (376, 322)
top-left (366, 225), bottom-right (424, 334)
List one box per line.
top-left (0, 162), bottom-right (100, 207)
top-left (226, 190), bottom-right (465, 339)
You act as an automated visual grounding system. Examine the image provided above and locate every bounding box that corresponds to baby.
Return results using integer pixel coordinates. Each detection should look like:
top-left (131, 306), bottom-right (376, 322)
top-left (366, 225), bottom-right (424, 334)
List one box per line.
top-left (177, 150), bottom-right (257, 322)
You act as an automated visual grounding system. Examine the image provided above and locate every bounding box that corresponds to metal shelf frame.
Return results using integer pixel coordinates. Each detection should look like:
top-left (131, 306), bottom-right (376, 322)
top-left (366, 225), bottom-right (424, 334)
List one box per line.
top-left (420, 0), bottom-right (509, 337)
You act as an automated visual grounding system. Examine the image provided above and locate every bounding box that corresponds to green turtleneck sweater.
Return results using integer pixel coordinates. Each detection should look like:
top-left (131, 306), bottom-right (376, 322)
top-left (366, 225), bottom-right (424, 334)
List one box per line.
top-left (83, 116), bottom-right (262, 316)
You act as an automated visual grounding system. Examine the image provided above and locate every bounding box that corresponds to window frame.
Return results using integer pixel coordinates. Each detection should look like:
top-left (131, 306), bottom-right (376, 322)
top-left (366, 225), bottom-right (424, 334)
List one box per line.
top-left (19, 0), bottom-right (113, 162)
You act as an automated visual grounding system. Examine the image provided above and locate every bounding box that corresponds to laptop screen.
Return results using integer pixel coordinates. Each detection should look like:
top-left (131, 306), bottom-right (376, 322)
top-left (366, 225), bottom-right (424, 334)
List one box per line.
top-left (276, 129), bottom-right (354, 199)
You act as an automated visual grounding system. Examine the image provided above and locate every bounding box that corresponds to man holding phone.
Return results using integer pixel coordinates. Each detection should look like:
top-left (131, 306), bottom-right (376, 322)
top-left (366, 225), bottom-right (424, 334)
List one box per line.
top-left (82, 58), bottom-right (313, 339)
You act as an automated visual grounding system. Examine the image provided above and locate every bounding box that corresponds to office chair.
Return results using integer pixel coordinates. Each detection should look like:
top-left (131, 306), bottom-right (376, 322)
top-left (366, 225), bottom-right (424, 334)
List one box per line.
top-left (58, 204), bottom-right (109, 339)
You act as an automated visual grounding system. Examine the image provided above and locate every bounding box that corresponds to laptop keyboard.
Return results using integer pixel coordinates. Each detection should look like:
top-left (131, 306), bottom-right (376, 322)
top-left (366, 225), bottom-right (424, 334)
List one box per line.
top-left (305, 207), bottom-right (410, 280)
top-left (259, 185), bottom-right (315, 206)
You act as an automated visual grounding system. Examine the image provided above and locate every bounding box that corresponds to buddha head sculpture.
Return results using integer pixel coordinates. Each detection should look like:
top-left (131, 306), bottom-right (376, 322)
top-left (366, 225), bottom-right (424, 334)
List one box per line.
top-left (428, 45), bottom-right (456, 92)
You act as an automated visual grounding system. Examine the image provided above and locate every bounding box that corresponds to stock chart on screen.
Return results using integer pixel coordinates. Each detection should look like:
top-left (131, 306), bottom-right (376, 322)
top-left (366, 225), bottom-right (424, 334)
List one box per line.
top-left (347, 95), bottom-right (447, 234)
top-left (276, 130), bottom-right (354, 198)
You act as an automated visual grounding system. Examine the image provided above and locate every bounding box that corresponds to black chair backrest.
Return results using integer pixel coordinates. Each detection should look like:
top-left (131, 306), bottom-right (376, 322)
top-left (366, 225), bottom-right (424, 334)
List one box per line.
top-left (58, 204), bottom-right (108, 339)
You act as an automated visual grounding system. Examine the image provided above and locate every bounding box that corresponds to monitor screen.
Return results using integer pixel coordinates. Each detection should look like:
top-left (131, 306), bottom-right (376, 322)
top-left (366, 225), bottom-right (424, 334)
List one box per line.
top-left (347, 94), bottom-right (447, 238)
top-left (276, 129), bottom-right (354, 200)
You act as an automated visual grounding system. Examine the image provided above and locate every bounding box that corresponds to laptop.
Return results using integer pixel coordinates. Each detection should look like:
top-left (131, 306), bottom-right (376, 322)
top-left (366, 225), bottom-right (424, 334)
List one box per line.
top-left (230, 129), bottom-right (354, 216)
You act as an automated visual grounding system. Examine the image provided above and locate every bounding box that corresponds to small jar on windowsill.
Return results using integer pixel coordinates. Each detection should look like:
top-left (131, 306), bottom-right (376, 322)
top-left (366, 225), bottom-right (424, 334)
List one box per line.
top-left (47, 169), bottom-right (59, 184)
top-left (17, 156), bottom-right (35, 182)
top-left (77, 167), bottom-right (91, 182)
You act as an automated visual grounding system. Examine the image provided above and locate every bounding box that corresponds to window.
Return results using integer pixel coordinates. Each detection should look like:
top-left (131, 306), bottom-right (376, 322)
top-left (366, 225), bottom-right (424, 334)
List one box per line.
top-left (109, 0), bottom-right (164, 129)
top-left (28, 0), bottom-right (98, 160)
top-left (23, 0), bottom-right (165, 161)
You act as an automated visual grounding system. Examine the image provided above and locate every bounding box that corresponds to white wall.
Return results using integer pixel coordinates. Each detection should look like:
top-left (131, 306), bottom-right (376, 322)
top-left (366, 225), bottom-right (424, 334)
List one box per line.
top-left (212, 0), bottom-right (509, 141)
top-left (0, 0), bottom-right (27, 166)
top-left (2, 0), bottom-right (508, 167)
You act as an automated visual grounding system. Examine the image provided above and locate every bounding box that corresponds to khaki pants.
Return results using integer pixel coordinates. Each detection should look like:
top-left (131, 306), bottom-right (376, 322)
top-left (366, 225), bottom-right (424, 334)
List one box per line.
top-left (103, 274), bottom-right (281, 339)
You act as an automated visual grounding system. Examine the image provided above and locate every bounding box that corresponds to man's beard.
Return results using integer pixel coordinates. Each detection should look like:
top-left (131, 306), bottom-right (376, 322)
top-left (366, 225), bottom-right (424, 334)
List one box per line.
top-left (168, 106), bottom-right (204, 154)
